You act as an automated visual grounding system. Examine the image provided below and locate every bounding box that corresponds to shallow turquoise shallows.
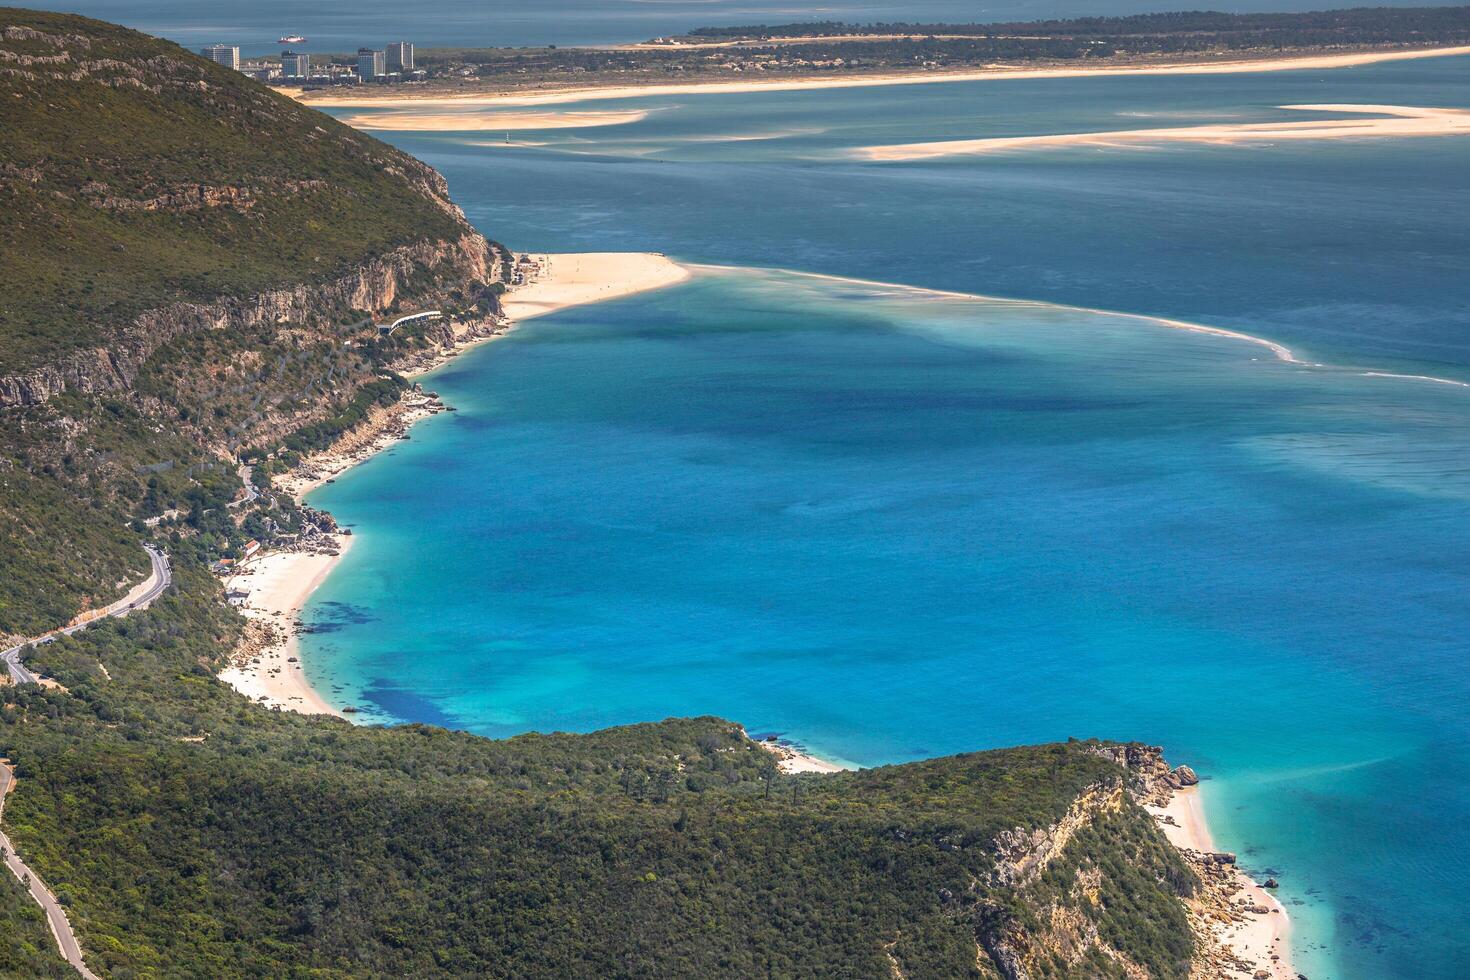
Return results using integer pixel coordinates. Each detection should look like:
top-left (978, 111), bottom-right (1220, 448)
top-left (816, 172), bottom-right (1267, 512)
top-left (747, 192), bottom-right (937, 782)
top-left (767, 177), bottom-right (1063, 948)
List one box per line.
top-left (308, 56), bottom-right (1470, 979)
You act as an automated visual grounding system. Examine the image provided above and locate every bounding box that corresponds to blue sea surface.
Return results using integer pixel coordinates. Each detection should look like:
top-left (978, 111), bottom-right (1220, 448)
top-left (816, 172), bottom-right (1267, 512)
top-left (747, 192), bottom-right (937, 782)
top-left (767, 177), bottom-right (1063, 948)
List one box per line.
top-left (306, 56), bottom-right (1470, 977)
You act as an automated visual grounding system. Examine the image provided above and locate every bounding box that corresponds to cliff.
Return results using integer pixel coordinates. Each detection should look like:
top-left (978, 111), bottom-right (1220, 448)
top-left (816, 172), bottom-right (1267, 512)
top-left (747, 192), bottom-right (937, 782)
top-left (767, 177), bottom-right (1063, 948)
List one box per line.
top-left (0, 7), bottom-right (502, 381)
top-left (0, 232), bottom-right (504, 408)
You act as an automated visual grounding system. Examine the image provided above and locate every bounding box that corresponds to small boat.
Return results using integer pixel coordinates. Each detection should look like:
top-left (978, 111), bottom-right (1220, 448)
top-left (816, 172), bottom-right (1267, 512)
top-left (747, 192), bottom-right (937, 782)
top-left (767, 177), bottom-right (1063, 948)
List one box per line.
top-left (278, 34), bottom-right (307, 44)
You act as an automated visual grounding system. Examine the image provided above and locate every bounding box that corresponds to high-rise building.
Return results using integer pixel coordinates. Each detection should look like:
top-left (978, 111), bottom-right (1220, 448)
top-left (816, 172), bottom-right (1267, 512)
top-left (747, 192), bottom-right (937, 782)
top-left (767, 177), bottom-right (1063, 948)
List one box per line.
top-left (200, 44), bottom-right (240, 70)
top-left (386, 41), bottom-right (414, 72)
top-left (281, 51), bottom-right (310, 79)
top-left (357, 47), bottom-right (385, 79)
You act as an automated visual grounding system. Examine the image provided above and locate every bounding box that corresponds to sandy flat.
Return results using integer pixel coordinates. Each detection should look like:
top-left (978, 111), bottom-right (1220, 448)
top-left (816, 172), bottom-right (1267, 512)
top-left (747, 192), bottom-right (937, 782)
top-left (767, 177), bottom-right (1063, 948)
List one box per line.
top-left (296, 46), bottom-right (1470, 109)
top-left (857, 103), bottom-right (1470, 160)
top-left (502, 253), bottom-right (690, 321)
top-left (1149, 787), bottom-right (1294, 980)
top-left (340, 108), bottom-right (648, 132)
top-left (218, 546), bottom-right (350, 718)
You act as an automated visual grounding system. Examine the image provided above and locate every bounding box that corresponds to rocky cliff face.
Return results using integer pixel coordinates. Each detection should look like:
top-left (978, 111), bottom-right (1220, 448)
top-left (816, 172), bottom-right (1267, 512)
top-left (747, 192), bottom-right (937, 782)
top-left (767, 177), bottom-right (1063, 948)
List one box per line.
top-left (1090, 742), bottom-right (1199, 805)
top-left (962, 746), bottom-right (1202, 980)
top-left (0, 232), bottom-right (505, 408)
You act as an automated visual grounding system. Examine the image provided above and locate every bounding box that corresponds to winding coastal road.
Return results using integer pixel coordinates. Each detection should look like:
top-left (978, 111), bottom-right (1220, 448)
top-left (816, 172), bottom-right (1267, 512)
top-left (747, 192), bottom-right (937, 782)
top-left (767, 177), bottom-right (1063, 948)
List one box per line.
top-left (2, 545), bottom-right (170, 685)
top-left (0, 544), bottom-right (168, 976)
top-left (0, 764), bottom-right (100, 979)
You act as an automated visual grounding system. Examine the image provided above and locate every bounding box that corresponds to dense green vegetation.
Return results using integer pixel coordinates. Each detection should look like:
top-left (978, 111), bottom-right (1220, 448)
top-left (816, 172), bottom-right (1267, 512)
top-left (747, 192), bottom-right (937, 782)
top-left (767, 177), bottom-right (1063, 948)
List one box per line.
top-left (0, 869), bottom-right (73, 977)
top-left (0, 8), bottom-right (499, 634)
top-left (0, 7), bottom-right (466, 374)
top-left (0, 9), bottom-right (1203, 977)
top-left (2, 568), bottom-right (1194, 977)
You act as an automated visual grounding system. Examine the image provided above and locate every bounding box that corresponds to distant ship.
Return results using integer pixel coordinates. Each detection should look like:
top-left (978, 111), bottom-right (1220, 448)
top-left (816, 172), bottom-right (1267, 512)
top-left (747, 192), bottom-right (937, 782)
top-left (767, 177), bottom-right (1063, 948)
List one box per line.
top-left (278, 34), bottom-right (307, 44)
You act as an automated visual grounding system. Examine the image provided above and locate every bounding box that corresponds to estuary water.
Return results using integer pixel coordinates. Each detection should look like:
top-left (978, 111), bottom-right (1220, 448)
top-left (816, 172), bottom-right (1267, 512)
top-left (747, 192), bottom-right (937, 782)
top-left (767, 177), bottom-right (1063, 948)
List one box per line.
top-left (306, 55), bottom-right (1470, 977)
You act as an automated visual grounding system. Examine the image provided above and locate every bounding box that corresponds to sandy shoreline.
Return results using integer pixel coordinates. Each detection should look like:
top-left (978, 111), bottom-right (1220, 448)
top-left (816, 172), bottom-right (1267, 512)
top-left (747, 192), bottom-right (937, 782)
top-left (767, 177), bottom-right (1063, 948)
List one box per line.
top-left (1148, 786), bottom-right (1295, 979)
top-left (294, 45), bottom-right (1470, 110)
top-left (752, 734), bottom-right (851, 774)
top-left (218, 544), bottom-right (351, 717)
top-left (215, 252), bottom-right (688, 716)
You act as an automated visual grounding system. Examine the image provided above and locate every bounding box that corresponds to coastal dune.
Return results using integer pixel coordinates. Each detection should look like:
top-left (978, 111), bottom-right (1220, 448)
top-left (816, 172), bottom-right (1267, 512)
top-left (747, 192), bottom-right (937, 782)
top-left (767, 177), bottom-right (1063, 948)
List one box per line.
top-left (340, 108), bottom-right (650, 132)
top-left (855, 104), bottom-right (1470, 160)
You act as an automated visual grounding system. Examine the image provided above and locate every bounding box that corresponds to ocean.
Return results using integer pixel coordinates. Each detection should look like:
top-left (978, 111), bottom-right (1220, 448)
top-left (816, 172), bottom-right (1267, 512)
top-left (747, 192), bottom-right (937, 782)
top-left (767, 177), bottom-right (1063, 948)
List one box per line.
top-left (296, 55), bottom-right (1470, 977)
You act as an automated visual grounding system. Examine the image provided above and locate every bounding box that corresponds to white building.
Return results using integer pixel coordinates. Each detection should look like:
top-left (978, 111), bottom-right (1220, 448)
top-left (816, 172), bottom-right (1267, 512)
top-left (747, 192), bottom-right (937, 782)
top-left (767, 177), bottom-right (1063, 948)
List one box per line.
top-left (200, 44), bottom-right (240, 69)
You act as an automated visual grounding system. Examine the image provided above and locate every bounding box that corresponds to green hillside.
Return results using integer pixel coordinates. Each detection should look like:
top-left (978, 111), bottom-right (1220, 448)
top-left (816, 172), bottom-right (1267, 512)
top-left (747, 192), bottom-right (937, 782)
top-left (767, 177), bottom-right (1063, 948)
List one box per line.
top-left (0, 7), bottom-right (467, 375)
top-left (0, 8), bottom-right (502, 636)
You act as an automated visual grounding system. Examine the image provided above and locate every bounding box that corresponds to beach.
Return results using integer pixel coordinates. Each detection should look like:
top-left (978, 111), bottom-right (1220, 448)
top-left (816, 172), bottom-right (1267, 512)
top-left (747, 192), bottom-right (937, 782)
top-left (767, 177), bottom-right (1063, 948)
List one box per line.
top-left (215, 252), bottom-right (689, 717)
top-left (218, 545), bottom-right (350, 717)
top-left (293, 45), bottom-right (1470, 111)
top-left (1148, 787), bottom-right (1295, 980)
top-left (752, 734), bottom-right (851, 774)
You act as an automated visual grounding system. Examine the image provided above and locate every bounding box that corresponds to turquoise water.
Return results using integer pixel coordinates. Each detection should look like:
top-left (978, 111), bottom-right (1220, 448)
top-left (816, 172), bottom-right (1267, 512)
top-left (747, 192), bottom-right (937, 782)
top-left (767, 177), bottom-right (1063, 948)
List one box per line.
top-left (307, 57), bottom-right (1470, 977)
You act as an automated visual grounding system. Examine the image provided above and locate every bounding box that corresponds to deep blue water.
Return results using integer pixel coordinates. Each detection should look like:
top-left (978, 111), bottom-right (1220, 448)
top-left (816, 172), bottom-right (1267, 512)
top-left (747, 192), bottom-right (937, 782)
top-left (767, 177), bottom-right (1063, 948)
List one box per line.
top-left (304, 56), bottom-right (1470, 977)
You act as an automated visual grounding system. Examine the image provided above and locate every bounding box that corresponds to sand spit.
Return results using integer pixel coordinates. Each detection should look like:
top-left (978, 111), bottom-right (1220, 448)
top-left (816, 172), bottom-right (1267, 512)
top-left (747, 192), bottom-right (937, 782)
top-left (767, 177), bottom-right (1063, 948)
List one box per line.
top-left (501, 252), bottom-right (690, 322)
top-left (856, 104), bottom-right (1470, 160)
top-left (340, 108), bottom-right (649, 132)
top-left (294, 46), bottom-right (1470, 110)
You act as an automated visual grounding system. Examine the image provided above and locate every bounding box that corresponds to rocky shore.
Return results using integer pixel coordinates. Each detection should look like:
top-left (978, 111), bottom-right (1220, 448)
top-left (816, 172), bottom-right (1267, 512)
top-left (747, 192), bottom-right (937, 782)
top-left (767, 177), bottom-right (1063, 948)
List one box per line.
top-left (1100, 745), bottom-right (1297, 980)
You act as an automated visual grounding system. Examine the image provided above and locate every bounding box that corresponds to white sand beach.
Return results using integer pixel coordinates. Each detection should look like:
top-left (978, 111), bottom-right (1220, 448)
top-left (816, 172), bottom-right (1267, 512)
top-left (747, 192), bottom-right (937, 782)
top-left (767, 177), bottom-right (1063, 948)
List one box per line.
top-left (216, 252), bottom-right (688, 718)
top-left (1149, 786), bottom-right (1295, 980)
top-left (218, 545), bottom-right (350, 718)
top-left (295, 45), bottom-right (1470, 110)
top-left (502, 253), bottom-right (689, 322)
top-left (747, 730), bottom-right (852, 774)
top-left (856, 103), bottom-right (1470, 160)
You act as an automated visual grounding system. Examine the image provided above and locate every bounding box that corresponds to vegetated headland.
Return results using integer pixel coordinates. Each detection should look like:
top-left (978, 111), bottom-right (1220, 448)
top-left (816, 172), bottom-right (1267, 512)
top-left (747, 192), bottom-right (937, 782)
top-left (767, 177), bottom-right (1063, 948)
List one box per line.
top-left (0, 6), bottom-right (1307, 977)
top-left (285, 5), bottom-right (1470, 101)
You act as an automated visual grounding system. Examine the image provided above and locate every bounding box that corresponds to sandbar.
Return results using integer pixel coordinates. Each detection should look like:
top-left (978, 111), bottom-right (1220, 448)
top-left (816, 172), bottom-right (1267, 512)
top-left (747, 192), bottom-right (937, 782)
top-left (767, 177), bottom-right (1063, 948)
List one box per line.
top-left (857, 103), bottom-right (1470, 160)
top-left (340, 108), bottom-right (648, 132)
